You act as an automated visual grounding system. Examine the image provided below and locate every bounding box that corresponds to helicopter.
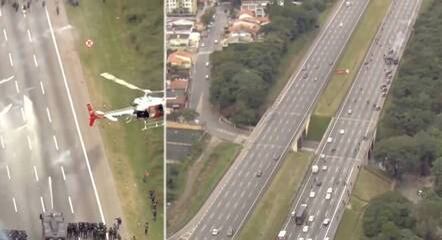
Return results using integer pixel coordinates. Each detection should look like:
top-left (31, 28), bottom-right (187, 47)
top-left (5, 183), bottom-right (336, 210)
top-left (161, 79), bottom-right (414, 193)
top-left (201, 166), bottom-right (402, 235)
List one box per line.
top-left (87, 72), bottom-right (167, 131)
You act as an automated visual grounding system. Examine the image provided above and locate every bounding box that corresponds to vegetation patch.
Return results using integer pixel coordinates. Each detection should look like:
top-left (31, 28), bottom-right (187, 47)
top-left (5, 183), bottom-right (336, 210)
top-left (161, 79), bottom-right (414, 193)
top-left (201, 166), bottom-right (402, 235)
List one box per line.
top-left (306, 115), bottom-right (331, 141)
top-left (167, 141), bottom-right (241, 235)
top-left (65, 0), bottom-right (163, 238)
top-left (314, 0), bottom-right (392, 117)
top-left (239, 152), bottom-right (313, 240)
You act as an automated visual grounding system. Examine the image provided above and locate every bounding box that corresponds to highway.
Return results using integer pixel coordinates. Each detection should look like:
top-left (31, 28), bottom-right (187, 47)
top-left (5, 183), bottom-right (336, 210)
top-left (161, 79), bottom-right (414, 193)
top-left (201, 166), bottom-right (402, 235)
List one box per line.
top-left (188, 3), bottom-right (248, 142)
top-left (170, 0), bottom-right (372, 239)
top-left (0, 1), bottom-right (122, 237)
top-left (280, 0), bottom-right (422, 239)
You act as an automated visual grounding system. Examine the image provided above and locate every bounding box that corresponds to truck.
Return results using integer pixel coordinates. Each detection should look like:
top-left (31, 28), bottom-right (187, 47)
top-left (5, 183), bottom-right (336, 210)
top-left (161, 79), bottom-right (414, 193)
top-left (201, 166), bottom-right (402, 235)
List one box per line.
top-left (277, 230), bottom-right (287, 240)
top-left (295, 204), bottom-right (308, 225)
top-left (312, 165), bottom-right (319, 174)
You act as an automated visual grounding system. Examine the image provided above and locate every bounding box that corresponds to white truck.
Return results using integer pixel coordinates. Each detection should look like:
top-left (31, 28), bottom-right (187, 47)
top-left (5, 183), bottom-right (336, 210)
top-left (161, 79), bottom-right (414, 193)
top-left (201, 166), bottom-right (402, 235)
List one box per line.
top-left (312, 165), bottom-right (319, 174)
top-left (277, 230), bottom-right (287, 240)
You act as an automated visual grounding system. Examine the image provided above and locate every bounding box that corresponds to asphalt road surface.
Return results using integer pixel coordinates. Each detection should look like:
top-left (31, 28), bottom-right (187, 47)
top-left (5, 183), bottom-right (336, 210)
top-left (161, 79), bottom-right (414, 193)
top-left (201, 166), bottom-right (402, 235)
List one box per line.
top-left (0, 2), bottom-right (121, 238)
top-left (188, 4), bottom-right (247, 142)
top-left (170, 0), bottom-right (372, 239)
top-left (280, 0), bottom-right (422, 239)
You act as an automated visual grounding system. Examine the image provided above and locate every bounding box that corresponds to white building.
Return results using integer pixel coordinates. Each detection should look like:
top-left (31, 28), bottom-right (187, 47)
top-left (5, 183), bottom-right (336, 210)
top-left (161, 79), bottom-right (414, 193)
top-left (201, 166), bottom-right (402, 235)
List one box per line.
top-left (167, 0), bottom-right (197, 15)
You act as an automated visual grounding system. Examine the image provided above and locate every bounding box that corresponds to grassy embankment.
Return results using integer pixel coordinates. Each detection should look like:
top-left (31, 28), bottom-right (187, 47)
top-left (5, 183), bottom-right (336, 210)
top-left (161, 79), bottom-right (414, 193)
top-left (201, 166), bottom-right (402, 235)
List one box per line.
top-left (167, 141), bottom-right (241, 234)
top-left (335, 167), bottom-right (392, 240)
top-left (307, 0), bottom-right (392, 141)
top-left (65, 0), bottom-right (163, 239)
top-left (239, 152), bottom-right (313, 240)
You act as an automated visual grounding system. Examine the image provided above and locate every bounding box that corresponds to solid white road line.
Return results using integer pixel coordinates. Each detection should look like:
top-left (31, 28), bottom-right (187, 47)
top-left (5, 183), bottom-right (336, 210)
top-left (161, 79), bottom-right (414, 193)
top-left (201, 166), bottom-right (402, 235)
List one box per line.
top-left (33, 166), bottom-right (39, 182)
top-left (0, 135), bottom-right (4, 149)
top-left (14, 81), bottom-right (19, 93)
top-left (68, 196), bottom-right (74, 214)
top-left (40, 196), bottom-right (46, 212)
top-left (45, 6), bottom-right (106, 223)
top-left (60, 166), bottom-right (66, 181)
top-left (9, 53), bottom-right (13, 66)
top-left (6, 165), bottom-right (11, 180)
top-left (27, 29), bottom-right (33, 42)
top-left (3, 28), bottom-right (7, 41)
top-left (26, 135), bottom-right (32, 151)
top-left (46, 107), bottom-right (52, 123)
top-left (20, 107), bottom-right (25, 121)
top-left (53, 135), bottom-right (59, 151)
top-left (33, 54), bottom-right (38, 67)
top-left (40, 81), bottom-right (45, 95)
top-left (49, 176), bottom-right (54, 210)
top-left (12, 197), bottom-right (18, 213)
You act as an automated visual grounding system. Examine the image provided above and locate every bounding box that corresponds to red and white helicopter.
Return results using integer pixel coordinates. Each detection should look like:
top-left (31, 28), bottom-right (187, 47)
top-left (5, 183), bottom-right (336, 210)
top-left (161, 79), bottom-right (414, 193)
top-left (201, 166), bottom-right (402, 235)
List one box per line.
top-left (87, 72), bottom-right (166, 130)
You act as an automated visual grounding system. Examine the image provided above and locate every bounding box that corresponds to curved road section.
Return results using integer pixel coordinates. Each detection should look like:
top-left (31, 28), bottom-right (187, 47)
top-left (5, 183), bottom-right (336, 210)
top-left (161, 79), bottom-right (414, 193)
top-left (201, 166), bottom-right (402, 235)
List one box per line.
top-left (170, 0), bottom-right (371, 239)
top-left (280, 0), bottom-right (422, 239)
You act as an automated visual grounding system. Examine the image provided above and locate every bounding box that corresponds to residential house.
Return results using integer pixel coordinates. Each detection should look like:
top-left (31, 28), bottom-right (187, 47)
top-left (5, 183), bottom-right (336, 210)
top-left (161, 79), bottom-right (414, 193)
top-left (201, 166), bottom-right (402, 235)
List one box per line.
top-left (167, 0), bottom-right (198, 15)
top-left (167, 50), bottom-right (193, 69)
top-left (166, 78), bottom-right (189, 110)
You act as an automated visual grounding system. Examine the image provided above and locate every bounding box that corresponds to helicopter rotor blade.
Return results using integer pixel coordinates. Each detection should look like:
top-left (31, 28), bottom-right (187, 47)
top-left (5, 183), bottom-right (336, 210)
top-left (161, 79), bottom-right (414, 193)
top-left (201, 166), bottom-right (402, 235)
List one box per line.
top-left (100, 72), bottom-right (144, 92)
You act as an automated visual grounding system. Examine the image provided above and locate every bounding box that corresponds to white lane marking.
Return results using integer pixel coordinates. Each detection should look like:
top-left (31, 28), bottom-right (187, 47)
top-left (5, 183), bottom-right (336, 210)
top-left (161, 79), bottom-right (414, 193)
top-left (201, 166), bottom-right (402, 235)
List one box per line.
top-left (0, 75), bottom-right (14, 85)
top-left (33, 166), bottom-right (39, 182)
top-left (9, 53), bottom-right (14, 66)
top-left (3, 28), bottom-right (7, 41)
top-left (45, 7), bottom-right (106, 223)
top-left (26, 135), bottom-right (32, 151)
top-left (20, 107), bottom-right (25, 121)
top-left (33, 54), bottom-right (39, 67)
top-left (6, 165), bottom-right (11, 180)
top-left (53, 135), bottom-right (59, 151)
top-left (49, 176), bottom-right (54, 210)
top-left (60, 166), bottom-right (66, 181)
top-left (14, 81), bottom-right (19, 93)
top-left (0, 135), bottom-right (5, 149)
top-left (27, 29), bottom-right (33, 42)
top-left (40, 81), bottom-right (45, 95)
top-left (40, 196), bottom-right (46, 212)
top-left (12, 197), bottom-right (18, 213)
top-left (46, 107), bottom-right (52, 123)
top-left (68, 196), bottom-right (74, 214)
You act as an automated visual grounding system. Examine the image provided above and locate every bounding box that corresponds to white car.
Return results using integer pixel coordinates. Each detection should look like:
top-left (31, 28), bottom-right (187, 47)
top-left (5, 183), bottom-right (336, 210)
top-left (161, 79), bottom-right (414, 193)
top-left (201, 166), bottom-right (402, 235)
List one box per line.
top-left (339, 22), bottom-right (343, 27)
top-left (201, 42), bottom-right (205, 47)
top-left (320, 154), bottom-right (326, 159)
top-left (339, 129), bottom-right (345, 135)
top-left (211, 228), bottom-right (219, 236)
top-left (302, 225), bottom-right (309, 233)
top-left (205, 74), bottom-right (209, 79)
top-left (214, 39), bottom-right (219, 44)
top-left (291, 210), bottom-right (296, 218)
top-left (309, 191), bottom-right (316, 198)
top-left (347, 109), bottom-right (353, 115)
top-left (206, 62), bottom-right (210, 67)
top-left (308, 215), bottom-right (315, 222)
top-left (323, 218), bottom-right (330, 226)
top-left (327, 187), bottom-right (333, 194)
top-left (325, 193), bottom-right (331, 200)
top-left (322, 165), bottom-right (328, 171)
top-left (327, 137), bottom-right (333, 143)
top-left (345, 1), bottom-right (351, 7)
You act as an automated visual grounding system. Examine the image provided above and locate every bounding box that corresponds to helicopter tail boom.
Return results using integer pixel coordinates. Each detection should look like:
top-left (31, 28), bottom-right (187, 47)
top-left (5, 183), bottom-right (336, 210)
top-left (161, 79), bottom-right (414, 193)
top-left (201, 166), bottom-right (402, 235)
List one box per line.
top-left (87, 104), bottom-right (103, 127)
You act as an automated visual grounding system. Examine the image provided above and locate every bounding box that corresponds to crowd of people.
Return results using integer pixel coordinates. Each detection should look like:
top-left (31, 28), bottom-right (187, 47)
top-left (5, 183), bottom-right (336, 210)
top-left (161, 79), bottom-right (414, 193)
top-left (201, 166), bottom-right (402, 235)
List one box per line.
top-left (1, 230), bottom-right (27, 240)
top-left (66, 219), bottom-right (122, 240)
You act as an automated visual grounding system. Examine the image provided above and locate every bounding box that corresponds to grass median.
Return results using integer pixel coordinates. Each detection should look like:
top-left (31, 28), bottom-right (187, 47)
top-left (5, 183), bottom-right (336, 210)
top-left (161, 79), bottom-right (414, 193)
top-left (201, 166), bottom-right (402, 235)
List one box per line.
top-left (309, 0), bottom-right (392, 140)
top-left (65, 0), bottom-right (163, 239)
top-left (239, 151), bottom-right (313, 240)
top-left (335, 167), bottom-right (392, 240)
top-left (167, 141), bottom-right (242, 235)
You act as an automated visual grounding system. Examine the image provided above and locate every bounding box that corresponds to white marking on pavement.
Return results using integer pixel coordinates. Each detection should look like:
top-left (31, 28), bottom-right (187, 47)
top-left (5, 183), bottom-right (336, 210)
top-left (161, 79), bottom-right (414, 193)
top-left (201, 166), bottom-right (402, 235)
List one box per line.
top-left (27, 29), bottom-right (33, 42)
top-left (53, 135), bottom-right (59, 151)
top-left (6, 165), bottom-right (11, 180)
top-left (14, 81), bottom-right (19, 93)
top-left (60, 166), bottom-right (66, 181)
top-left (26, 136), bottom-right (32, 150)
top-left (33, 166), bottom-right (39, 182)
top-left (49, 176), bottom-right (54, 210)
top-left (40, 196), bottom-right (46, 212)
top-left (20, 107), bottom-right (25, 121)
top-left (68, 196), bottom-right (74, 214)
top-left (45, 6), bottom-right (106, 224)
top-left (3, 28), bottom-right (7, 41)
top-left (0, 136), bottom-right (5, 149)
top-left (12, 197), bottom-right (18, 213)
top-left (46, 107), bottom-right (52, 123)
top-left (0, 75), bottom-right (14, 85)
top-left (9, 53), bottom-right (14, 66)
top-left (40, 81), bottom-right (45, 95)
top-left (33, 54), bottom-right (39, 67)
